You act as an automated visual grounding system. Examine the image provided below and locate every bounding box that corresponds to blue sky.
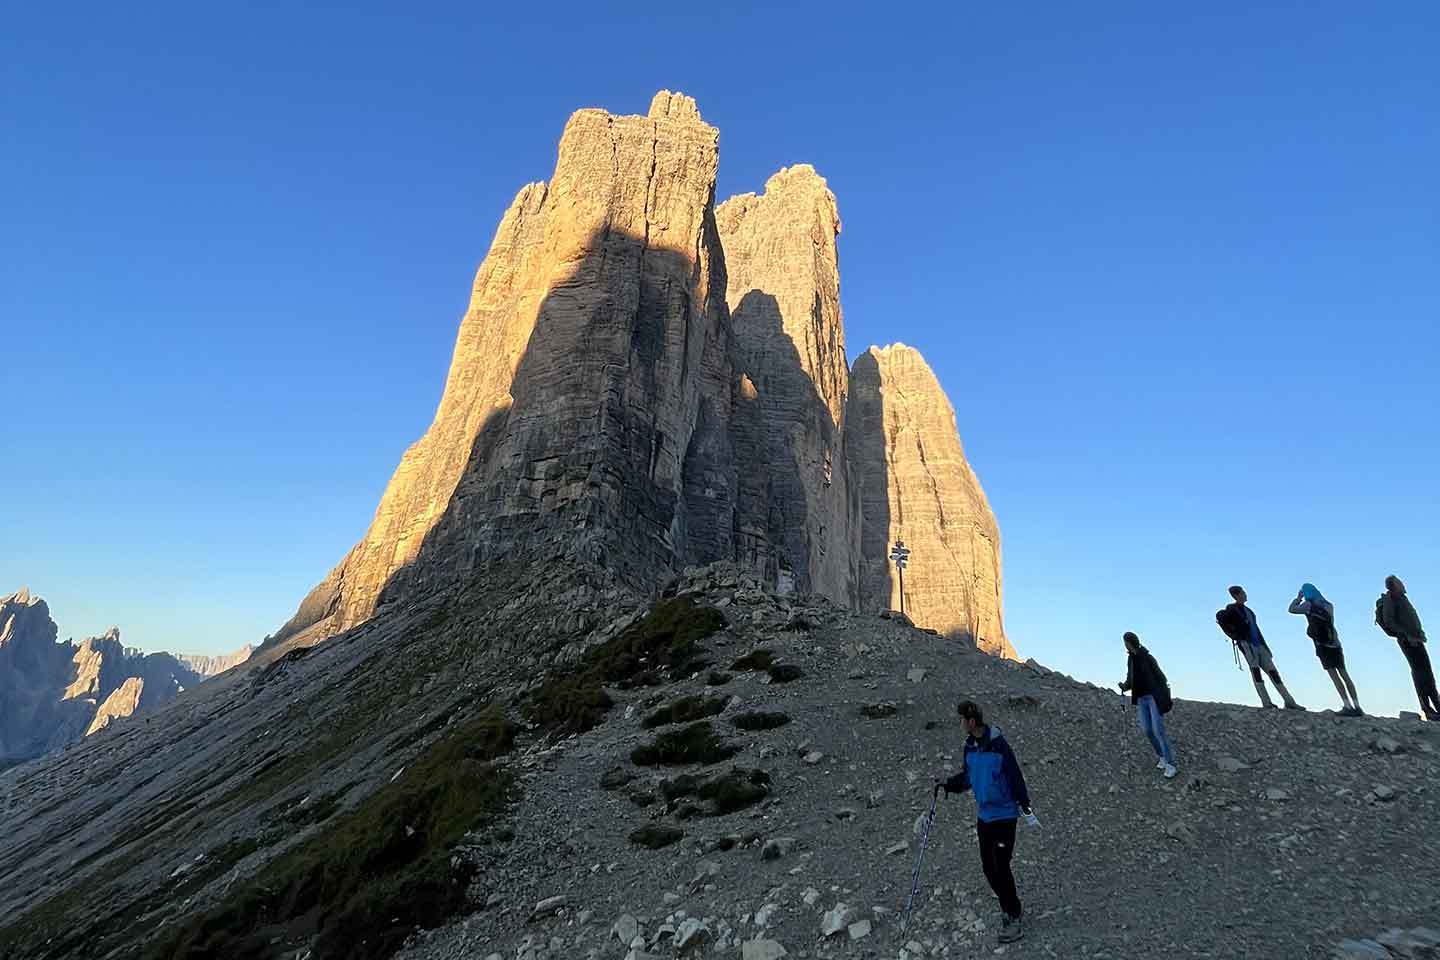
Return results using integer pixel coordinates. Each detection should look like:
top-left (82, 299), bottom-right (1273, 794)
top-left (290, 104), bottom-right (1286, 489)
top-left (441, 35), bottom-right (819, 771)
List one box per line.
top-left (4, 3), bottom-right (1437, 716)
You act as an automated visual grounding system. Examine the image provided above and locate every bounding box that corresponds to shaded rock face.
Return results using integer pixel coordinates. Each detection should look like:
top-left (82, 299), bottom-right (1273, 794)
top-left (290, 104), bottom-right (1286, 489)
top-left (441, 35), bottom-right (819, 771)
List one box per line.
top-left (274, 90), bottom-right (735, 645)
top-left (0, 589), bottom-right (209, 764)
top-left (846, 345), bottom-right (1011, 658)
top-left (717, 165), bottom-right (860, 606)
top-left (273, 91), bottom-right (1006, 659)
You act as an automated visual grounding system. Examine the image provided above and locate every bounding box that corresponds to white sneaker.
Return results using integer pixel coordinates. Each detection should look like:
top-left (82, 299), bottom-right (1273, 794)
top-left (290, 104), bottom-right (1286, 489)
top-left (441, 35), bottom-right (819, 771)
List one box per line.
top-left (1163, 763), bottom-right (1178, 779)
top-left (1156, 759), bottom-right (1166, 770)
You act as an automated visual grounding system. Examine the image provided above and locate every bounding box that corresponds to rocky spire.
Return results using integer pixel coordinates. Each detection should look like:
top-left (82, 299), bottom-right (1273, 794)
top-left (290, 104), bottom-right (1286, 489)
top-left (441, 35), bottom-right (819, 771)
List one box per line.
top-left (275, 91), bottom-right (735, 644)
top-left (846, 344), bottom-right (1012, 658)
top-left (717, 165), bottom-right (860, 605)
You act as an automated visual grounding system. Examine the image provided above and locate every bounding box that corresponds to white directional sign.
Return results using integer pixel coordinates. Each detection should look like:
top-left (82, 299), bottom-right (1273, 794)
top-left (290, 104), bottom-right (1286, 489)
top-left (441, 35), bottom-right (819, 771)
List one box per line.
top-left (890, 540), bottom-right (911, 615)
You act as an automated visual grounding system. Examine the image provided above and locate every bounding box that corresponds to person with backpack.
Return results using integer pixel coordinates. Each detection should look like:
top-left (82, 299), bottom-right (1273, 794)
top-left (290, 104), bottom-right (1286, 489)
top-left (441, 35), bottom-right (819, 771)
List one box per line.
top-left (1288, 583), bottom-right (1363, 717)
top-left (934, 700), bottom-right (1033, 945)
top-left (1215, 585), bottom-right (1304, 710)
top-left (1117, 631), bottom-right (1178, 777)
top-left (1376, 575), bottom-right (1440, 720)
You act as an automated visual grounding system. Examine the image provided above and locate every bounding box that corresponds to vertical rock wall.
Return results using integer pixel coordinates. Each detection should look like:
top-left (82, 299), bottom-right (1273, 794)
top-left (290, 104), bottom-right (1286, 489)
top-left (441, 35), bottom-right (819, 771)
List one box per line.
top-left (717, 165), bottom-right (860, 606)
top-left (847, 345), bottom-right (1012, 658)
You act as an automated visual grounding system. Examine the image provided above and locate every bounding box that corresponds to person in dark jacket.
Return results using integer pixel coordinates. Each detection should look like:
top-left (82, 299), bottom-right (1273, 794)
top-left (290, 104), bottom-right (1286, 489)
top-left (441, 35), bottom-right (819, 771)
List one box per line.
top-left (935, 700), bottom-right (1033, 945)
top-left (1288, 583), bottom-right (1363, 717)
top-left (1216, 585), bottom-right (1304, 710)
top-left (1118, 632), bottom-right (1177, 777)
top-left (1376, 575), bottom-right (1439, 720)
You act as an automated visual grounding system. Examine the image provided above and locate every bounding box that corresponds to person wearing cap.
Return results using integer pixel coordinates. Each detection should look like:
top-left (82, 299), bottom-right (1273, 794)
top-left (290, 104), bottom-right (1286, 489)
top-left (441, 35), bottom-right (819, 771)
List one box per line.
top-left (935, 700), bottom-right (1033, 944)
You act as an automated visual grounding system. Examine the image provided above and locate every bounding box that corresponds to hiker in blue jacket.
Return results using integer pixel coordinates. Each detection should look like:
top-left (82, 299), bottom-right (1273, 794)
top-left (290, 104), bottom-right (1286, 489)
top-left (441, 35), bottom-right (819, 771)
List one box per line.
top-left (935, 700), bottom-right (1032, 945)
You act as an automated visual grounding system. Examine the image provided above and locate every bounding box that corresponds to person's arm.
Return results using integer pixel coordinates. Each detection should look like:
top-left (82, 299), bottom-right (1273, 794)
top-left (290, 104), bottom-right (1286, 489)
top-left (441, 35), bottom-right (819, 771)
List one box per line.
top-left (1288, 597), bottom-right (1310, 615)
top-left (943, 753), bottom-right (971, 795)
top-left (1119, 655), bottom-right (1133, 692)
top-left (999, 739), bottom-right (1032, 811)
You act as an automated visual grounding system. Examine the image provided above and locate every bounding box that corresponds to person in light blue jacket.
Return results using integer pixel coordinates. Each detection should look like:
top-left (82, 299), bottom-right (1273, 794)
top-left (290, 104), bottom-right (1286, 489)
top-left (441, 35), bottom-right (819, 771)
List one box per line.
top-left (936, 700), bottom-right (1033, 944)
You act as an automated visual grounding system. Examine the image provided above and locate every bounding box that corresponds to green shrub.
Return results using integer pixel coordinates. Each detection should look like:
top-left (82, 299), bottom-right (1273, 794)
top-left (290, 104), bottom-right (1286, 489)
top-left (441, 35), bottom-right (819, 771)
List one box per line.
top-left (767, 664), bottom-right (804, 683)
top-left (730, 711), bottom-right (790, 731)
top-left (631, 722), bottom-right (738, 767)
top-left (730, 649), bottom-right (776, 671)
top-left (642, 695), bottom-right (730, 729)
top-left (629, 824), bottom-right (684, 849)
top-left (526, 598), bottom-right (724, 735)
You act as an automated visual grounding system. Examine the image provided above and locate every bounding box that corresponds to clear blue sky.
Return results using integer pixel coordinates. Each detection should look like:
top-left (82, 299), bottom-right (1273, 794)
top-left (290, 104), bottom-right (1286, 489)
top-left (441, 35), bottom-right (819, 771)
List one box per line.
top-left (4, 3), bottom-right (1437, 715)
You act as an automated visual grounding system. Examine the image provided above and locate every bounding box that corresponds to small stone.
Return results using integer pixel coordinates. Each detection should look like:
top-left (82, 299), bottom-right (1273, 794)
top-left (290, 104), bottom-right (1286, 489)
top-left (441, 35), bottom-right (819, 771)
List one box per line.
top-left (820, 903), bottom-right (851, 937)
top-left (1261, 788), bottom-right (1291, 802)
top-left (612, 914), bottom-right (640, 944)
top-left (906, 667), bottom-right (927, 683)
top-left (802, 887), bottom-right (821, 907)
top-left (1165, 821), bottom-right (1196, 843)
top-left (754, 902), bottom-right (779, 928)
top-left (741, 940), bottom-right (789, 960)
top-left (1372, 785), bottom-right (1397, 802)
top-left (847, 919), bottom-right (872, 940)
top-left (1216, 756), bottom-right (1250, 773)
top-left (802, 751), bottom-right (824, 765)
top-left (674, 918), bottom-right (710, 953)
top-left (663, 892), bottom-right (681, 905)
top-left (885, 841), bottom-right (908, 855)
top-left (761, 837), bottom-right (796, 861)
top-left (532, 895), bottom-right (566, 918)
top-left (1372, 737), bottom-right (1405, 755)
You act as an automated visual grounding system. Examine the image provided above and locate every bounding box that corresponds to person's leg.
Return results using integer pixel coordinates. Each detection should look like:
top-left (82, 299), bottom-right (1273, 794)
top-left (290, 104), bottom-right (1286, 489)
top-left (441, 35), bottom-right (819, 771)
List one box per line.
top-left (979, 817), bottom-right (1025, 921)
top-left (1243, 646), bottom-right (1275, 707)
top-left (1266, 658), bottom-right (1302, 708)
top-left (1326, 667), bottom-right (1352, 711)
top-left (1408, 644), bottom-right (1440, 715)
top-left (1337, 667), bottom-right (1361, 713)
top-left (976, 820), bottom-right (1002, 908)
top-left (1148, 699), bottom-right (1176, 767)
top-left (1400, 643), bottom-right (1432, 712)
top-left (1136, 696), bottom-right (1165, 759)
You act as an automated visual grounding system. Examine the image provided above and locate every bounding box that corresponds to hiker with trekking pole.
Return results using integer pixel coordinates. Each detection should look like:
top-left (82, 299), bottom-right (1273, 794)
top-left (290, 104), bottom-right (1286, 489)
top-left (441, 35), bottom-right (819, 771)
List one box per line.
top-left (932, 700), bottom-right (1035, 945)
top-left (1117, 631), bottom-right (1178, 777)
top-left (1288, 583), bottom-right (1364, 716)
top-left (1216, 585), bottom-right (1305, 710)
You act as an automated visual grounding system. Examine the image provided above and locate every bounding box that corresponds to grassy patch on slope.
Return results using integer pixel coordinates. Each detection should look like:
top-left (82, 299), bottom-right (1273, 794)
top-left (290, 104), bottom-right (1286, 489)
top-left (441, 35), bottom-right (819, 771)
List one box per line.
top-left (145, 705), bottom-right (516, 960)
top-left (526, 598), bottom-right (725, 736)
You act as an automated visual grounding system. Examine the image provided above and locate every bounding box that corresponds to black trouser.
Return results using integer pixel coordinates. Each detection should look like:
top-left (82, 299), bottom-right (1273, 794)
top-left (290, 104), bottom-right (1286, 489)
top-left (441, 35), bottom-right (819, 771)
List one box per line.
top-left (976, 817), bottom-right (1022, 919)
top-left (1399, 642), bottom-right (1440, 714)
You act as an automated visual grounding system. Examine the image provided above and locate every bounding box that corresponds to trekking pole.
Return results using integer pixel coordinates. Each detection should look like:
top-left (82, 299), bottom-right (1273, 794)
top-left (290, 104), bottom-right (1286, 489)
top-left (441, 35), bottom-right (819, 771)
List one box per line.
top-left (901, 785), bottom-right (940, 939)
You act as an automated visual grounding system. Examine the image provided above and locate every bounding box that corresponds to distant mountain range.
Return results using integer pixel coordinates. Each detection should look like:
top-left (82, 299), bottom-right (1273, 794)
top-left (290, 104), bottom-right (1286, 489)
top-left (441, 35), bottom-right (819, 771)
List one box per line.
top-left (0, 587), bottom-right (252, 766)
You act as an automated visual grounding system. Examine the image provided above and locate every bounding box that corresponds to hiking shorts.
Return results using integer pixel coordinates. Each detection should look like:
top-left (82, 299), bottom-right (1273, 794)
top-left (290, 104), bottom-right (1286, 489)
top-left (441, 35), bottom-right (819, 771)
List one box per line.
top-left (1240, 642), bottom-right (1276, 673)
top-left (1316, 644), bottom-right (1345, 671)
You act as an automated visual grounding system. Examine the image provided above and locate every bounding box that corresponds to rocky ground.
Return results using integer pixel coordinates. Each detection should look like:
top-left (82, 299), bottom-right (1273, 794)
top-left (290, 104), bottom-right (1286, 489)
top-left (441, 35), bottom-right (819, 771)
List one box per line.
top-left (393, 568), bottom-right (1439, 960)
top-left (1, 564), bottom-right (1435, 960)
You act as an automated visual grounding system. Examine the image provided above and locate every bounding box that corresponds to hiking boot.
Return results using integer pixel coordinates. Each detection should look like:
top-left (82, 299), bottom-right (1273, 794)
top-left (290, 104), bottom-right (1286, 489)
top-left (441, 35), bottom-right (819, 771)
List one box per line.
top-left (1261, 702), bottom-right (1279, 710)
top-left (998, 916), bottom-right (1024, 943)
top-left (1163, 763), bottom-right (1178, 779)
top-left (1424, 708), bottom-right (1440, 722)
top-left (1284, 702), bottom-right (1307, 711)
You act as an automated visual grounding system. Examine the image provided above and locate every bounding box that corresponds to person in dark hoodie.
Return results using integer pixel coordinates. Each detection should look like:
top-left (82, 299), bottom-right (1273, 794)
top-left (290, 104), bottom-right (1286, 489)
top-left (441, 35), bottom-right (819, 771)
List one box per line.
top-left (1288, 583), bottom-right (1363, 717)
top-left (1216, 585), bottom-right (1304, 710)
top-left (936, 700), bottom-right (1033, 945)
top-left (1118, 632), bottom-right (1177, 777)
top-left (1376, 575), bottom-right (1439, 720)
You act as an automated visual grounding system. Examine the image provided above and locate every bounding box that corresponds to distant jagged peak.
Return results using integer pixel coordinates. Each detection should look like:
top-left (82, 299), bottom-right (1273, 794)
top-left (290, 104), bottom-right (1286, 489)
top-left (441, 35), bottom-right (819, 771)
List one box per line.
top-left (647, 89), bottom-right (703, 122)
top-left (4, 586), bottom-right (39, 607)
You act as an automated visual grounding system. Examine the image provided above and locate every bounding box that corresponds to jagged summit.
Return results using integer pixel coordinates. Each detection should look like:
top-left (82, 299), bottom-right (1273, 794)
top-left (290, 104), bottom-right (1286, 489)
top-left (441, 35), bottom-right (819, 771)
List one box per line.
top-left (270, 91), bottom-right (1007, 659)
top-left (647, 89), bottom-right (703, 122)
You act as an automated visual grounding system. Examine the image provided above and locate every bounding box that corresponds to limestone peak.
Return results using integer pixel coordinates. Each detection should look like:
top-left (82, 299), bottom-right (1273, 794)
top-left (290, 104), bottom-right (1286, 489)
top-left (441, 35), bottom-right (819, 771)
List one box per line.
top-left (648, 89), bottom-right (703, 122)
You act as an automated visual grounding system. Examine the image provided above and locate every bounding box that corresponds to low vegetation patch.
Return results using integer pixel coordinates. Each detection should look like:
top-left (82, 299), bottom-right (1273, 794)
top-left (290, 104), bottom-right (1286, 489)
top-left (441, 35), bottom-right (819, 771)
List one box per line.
top-left (730, 649), bottom-right (776, 672)
top-left (526, 598), bottom-right (725, 736)
top-left (706, 671), bottom-right (733, 686)
top-left (730, 711), bottom-right (790, 731)
top-left (146, 705), bottom-right (517, 960)
top-left (642, 695), bottom-right (730, 729)
top-left (629, 824), bottom-right (684, 849)
top-left (631, 721), bottom-right (738, 767)
top-left (659, 767), bottom-right (771, 817)
top-left (859, 702), bottom-right (898, 720)
top-left (767, 664), bottom-right (804, 683)
top-left (599, 766), bottom-right (637, 791)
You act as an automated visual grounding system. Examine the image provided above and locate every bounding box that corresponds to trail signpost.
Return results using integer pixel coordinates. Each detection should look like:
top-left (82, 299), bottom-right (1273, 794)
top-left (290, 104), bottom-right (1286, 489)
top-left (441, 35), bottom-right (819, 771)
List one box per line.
top-left (889, 539), bottom-right (910, 616)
